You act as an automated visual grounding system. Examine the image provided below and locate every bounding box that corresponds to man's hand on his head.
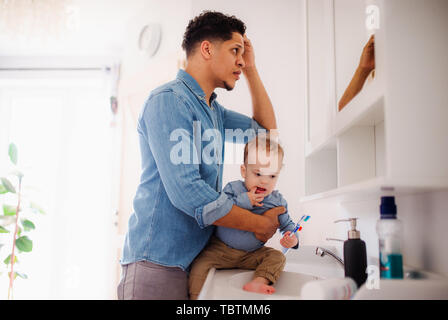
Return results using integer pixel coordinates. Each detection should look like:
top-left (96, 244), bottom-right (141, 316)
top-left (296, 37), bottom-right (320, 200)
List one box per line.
top-left (242, 34), bottom-right (256, 70)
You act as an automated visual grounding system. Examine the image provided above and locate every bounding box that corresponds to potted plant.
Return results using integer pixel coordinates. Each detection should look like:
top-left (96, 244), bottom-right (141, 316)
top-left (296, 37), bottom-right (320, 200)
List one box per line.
top-left (0, 143), bottom-right (44, 299)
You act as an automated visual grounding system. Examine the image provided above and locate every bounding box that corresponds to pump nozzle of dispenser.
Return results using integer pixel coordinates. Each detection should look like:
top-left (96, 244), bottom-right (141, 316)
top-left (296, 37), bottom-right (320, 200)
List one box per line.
top-left (334, 218), bottom-right (360, 240)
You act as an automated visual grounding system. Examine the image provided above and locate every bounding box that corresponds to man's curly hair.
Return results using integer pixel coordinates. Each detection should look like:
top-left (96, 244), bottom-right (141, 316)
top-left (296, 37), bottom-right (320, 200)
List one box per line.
top-left (182, 11), bottom-right (246, 58)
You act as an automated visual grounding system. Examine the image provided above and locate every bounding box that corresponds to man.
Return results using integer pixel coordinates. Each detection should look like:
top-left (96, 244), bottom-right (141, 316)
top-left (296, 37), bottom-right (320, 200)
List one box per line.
top-left (118, 11), bottom-right (285, 300)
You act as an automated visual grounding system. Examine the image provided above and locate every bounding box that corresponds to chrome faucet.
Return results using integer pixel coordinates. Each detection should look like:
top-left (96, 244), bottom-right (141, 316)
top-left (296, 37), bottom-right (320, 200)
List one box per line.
top-left (315, 246), bottom-right (344, 268)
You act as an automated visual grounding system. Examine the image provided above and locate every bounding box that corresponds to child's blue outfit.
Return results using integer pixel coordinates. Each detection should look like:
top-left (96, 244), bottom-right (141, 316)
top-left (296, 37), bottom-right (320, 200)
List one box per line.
top-left (216, 180), bottom-right (299, 251)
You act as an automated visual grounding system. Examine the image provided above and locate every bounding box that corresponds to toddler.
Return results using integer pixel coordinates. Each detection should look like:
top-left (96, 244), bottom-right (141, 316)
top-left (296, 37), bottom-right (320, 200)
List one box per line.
top-left (188, 135), bottom-right (298, 299)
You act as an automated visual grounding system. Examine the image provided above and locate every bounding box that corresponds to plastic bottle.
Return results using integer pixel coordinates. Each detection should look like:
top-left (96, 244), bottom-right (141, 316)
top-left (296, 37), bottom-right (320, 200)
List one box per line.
top-left (376, 196), bottom-right (403, 279)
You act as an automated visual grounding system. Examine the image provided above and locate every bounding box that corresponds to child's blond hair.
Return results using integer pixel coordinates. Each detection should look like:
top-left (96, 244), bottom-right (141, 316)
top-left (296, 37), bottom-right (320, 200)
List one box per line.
top-left (243, 134), bottom-right (284, 167)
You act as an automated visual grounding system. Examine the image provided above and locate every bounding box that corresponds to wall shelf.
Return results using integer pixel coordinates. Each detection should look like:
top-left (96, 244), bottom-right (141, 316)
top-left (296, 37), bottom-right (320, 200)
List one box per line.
top-left (300, 176), bottom-right (448, 205)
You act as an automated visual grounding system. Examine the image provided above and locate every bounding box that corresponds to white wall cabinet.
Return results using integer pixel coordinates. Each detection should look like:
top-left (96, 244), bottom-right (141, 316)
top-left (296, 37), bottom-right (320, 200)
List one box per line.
top-left (303, 0), bottom-right (448, 202)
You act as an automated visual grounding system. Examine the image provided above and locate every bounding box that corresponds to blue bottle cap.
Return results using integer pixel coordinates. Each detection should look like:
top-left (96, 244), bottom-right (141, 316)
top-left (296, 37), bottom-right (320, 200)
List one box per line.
top-left (380, 196), bottom-right (397, 219)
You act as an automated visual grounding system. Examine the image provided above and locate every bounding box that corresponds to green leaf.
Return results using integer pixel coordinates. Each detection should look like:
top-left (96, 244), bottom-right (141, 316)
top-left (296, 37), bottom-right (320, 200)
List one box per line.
top-left (1, 177), bottom-right (16, 193)
top-left (21, 219), bottom-right (35, 231)
top-left (15, 236), bottom-right (32, 252)
top-left (0, 184), bottom-right (7, 194)
top-left (3, 254), bottom-right (18, 265)
top-left (8, 143), bottom-right (18, 165)
top-left (0, 225), bottom-right (10, 233)
top-left (3, 204), bottom-right (16, 216)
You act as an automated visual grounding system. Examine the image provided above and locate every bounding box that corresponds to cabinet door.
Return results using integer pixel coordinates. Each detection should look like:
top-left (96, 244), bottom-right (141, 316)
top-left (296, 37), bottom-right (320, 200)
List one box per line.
top-left (305, 0), bottom-right (336, 153)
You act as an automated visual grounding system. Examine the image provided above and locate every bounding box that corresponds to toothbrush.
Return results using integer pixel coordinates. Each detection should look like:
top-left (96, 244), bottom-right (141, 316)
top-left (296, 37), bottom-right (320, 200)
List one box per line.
top-left (290, 214), bottom-right (310, 234)
top-left (282, 215), bottom-right (310, 255)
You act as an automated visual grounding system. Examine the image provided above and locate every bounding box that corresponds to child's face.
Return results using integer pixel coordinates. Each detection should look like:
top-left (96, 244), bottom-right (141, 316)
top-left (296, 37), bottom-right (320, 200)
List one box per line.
top-left (240, 150), bottom-right (283, 196)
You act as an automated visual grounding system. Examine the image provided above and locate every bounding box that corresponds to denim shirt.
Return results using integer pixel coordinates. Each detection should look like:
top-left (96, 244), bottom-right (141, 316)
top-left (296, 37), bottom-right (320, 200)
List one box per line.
top-left (215, 180), bottom-right (298, 252)
top-left (120, 69), bottom-right (265, 271)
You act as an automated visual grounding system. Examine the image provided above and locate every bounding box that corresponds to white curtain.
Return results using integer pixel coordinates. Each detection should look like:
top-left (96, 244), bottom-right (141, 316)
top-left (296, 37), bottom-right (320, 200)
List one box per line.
top-left (0, 70), bottom-right (118, 299)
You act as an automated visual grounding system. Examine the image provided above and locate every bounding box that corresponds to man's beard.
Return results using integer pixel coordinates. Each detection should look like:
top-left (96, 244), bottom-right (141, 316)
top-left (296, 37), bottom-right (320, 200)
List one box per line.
top-left (223, 81), bottom-right (234, 91)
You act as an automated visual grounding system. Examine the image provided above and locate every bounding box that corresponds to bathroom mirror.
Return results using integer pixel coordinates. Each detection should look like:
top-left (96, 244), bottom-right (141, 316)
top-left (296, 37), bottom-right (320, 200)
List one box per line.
top-left (334, 0), bottom-right (377, 111)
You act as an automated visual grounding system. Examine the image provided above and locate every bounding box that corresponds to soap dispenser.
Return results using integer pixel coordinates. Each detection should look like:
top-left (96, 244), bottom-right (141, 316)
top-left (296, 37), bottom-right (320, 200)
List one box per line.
top-left (335, 218), bottom-right (367, 288)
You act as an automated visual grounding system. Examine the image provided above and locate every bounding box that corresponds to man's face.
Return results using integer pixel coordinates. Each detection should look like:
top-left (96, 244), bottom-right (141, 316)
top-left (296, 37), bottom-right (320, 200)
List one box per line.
top-left (210, 32), bottom-right (246, 91)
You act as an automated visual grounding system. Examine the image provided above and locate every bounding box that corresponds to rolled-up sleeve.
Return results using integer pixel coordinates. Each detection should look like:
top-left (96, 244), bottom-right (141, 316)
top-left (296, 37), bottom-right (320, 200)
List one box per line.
top-left (222, 182), bottom-right (253, 210)
top-left (235, 193), bottom-right (253, 210)
top-left (141, 91), bottom-right (233, 228)
top-left (196, 192), bottom-right (234, 227)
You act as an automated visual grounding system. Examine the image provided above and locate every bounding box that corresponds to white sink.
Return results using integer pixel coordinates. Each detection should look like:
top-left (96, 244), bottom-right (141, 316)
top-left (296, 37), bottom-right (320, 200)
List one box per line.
top-left (198, 269), bottom-right (319, 300)
top-left (228, 271), bottom-right (320, 299)
top-left (197, 245), bottom-right (341, 300)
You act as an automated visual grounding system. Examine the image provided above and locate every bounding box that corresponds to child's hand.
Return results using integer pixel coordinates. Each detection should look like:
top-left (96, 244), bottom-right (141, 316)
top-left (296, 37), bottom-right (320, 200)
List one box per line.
top-left (247, 187), bottom-right (265, 207)
top-left (280, 231), bottom-right (298, 248)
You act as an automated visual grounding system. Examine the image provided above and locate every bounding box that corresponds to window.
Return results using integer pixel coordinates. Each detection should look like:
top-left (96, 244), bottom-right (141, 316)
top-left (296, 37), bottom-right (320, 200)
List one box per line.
top-left (0, 70), bottom-right (118, 299)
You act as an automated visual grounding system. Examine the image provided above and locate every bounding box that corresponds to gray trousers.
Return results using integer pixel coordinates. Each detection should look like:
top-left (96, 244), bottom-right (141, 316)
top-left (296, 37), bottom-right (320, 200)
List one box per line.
top-left (117, 260), bottom-right (189, 300)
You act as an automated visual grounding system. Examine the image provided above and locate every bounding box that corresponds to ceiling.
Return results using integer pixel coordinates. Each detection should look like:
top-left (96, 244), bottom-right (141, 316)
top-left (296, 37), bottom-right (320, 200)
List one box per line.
top-left (0, 0), bottom-right (148, 57)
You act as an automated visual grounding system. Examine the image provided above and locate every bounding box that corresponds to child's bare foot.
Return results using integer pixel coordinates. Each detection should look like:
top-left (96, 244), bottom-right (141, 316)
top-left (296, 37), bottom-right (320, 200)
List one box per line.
top-left (243, 277), bottom-right (276, 295)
